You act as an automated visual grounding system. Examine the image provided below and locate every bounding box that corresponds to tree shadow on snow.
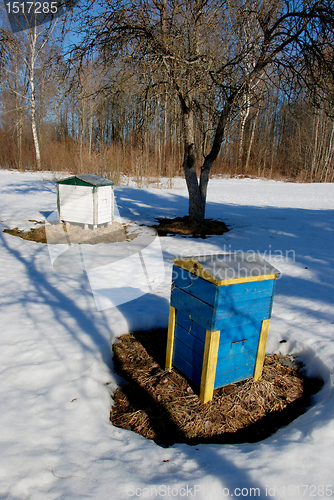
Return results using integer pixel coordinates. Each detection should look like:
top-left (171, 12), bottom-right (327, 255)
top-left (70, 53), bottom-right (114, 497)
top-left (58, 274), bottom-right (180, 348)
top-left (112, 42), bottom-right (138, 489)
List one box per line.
top-left (1, 183), bottom-right (334, 498)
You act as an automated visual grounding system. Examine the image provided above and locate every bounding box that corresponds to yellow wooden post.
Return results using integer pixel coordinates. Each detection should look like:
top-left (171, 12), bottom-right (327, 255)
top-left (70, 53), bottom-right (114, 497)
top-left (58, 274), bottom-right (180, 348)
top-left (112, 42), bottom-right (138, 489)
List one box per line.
top-left (165, 306), bottom-right (176, 371)
top-left (254, 319), bottom-right (271, 380)
top-left (199, 330), bottom-right (220, 403)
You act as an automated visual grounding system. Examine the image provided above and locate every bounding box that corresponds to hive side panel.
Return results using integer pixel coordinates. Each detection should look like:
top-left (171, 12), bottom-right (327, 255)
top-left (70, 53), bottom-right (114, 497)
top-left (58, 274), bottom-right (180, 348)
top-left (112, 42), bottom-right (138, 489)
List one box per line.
top-left (216, 349), bottom-right (258, 374)
top-left (213, 321), bottom-right (262, 388)
top-left (174, 323), bottom-right (205, 357)
top-left (213, 296), bottom-right (273, 331)
top-left (217, 279), bottom-right (275, 306)
top-left (218, 331), bottom-right (261, 359)
top-left (214, 363), bottom-right (256, 389)
top-left (171, 311), bottom-right (206, 388)
top-left (175, 310), bottom-right (207, 343)
top-left (172, 352), bottom-right (202, 386)
top-left (171, 288), bottom-right (214, 330)
top-left (172, 268), bottom-right (217, 306)
top-left (219, 321), bottom-right (261, 343)
top-left (97, 186), bottom-right (114, 224)
top-left (173, 337), bottom-right (204, 373)
top-left (58, 184), bottom-right (94, 224)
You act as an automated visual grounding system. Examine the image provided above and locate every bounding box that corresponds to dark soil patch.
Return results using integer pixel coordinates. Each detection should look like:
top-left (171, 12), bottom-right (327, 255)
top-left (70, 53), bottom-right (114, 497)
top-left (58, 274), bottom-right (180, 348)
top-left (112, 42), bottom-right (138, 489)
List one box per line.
top-left (111, 329), bottom-right (323, 446)
top-left (152, 216), bottom-right (229, 238)
top-left (3, 222), bottom-right (136, 244)
top-left (5, 216), bottom-right (229, 242)
top-left (4, 225), bottom-right (48, 243)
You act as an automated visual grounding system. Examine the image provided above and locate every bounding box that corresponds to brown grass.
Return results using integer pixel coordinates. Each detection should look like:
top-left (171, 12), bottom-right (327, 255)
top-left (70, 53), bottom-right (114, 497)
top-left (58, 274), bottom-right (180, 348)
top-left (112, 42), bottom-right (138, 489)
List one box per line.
top-left (111, 329), bottom-right (323, 446)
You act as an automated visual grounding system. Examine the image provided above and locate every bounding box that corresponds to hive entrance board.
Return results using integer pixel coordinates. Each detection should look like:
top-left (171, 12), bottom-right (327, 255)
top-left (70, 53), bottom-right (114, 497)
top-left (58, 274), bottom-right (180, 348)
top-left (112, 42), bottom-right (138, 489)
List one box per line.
top-left (166, 253), bottom-right (280, 403)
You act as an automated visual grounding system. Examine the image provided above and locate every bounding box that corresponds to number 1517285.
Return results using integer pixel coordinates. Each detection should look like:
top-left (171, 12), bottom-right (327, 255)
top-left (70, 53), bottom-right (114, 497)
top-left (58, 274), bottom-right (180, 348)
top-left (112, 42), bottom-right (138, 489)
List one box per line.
top-left (6, 2), bottom-right (58, 14)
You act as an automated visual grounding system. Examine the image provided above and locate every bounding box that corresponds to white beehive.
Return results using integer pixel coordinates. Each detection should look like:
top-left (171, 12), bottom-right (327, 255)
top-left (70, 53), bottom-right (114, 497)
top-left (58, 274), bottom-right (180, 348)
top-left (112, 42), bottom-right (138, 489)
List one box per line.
top-left (57, 174), bottom-right (114, 226)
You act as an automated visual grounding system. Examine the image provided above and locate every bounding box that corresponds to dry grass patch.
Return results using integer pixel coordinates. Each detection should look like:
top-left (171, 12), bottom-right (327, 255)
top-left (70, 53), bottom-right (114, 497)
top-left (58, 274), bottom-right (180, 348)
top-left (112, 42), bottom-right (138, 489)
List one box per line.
top-left (111, 329), bottom-right (323, 446)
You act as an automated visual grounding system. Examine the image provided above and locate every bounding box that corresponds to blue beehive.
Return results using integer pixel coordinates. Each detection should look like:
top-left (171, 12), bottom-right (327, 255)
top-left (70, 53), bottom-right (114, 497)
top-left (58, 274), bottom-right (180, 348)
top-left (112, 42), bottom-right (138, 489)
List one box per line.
top-left (165, 253), bottom-right (280, 403)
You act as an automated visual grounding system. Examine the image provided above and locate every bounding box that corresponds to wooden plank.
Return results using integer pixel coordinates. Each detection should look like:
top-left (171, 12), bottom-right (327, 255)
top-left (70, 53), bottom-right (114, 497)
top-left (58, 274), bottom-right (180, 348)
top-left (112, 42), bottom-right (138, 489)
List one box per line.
top-left (173, 337), bottom-right (204, 372)
top-left (93, 186), bottom-right (98, 226)
top-left (216, 274), bottom-right (277, 287)
top-left (217, 333), bottom-right (260, 359)
top-left (219, 322), bottom-right (261, 345)
top-left (174, 322), bottom-right (205, 357)
top-left (97, 185), bottom-right (113, 224)
top-left (268, 280), bottom-right (277, 319)
top-left (212, 314), bottom-right (263, 331)
top-left (216, 349), bottom-right (258, 376)
top-left (213, 296), bottom-right (272, 330)
top-left (215, 296), bottom-right (272, 320)
top-left (173, 292), bottom-right (271, 333)
top-left (111, 187), bottom-right (114, 221)
top-left (253, 319), bottom-right (271, 380)
top-left (214, 364), bottom-right (255, 389)
top-left (173, 352), bottom-right (202, 387)
top-left (171, 288), bottom-right (214, 330)
top-left (199, 330), bottom-right (220, 403)
top-left (165, 306), bottom-right (176, 371)
top-left (217, 280), bottom-right (275, 306)
top-left (56, 184), bottom-right (59, 219)
top-left (175, 310), bottom-right (207, 342)
top-left (172, 268), bottom-right (217, 306)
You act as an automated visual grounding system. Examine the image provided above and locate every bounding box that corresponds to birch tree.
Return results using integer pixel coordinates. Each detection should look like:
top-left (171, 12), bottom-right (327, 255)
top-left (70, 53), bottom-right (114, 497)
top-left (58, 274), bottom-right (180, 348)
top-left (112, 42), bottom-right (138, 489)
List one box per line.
top-left (5, 21), bottom-right (58, 169)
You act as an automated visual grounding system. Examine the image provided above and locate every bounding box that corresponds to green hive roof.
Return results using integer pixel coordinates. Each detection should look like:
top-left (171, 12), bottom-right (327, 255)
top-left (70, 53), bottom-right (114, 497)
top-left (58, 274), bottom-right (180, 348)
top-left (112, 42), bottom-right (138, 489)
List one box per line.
top-left (57, 174), bottom-right (114, 187)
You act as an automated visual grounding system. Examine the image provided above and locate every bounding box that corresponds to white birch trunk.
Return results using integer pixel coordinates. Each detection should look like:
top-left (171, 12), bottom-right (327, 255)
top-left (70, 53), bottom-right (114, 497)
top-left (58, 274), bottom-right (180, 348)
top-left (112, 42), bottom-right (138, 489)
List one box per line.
top-left (238, 94), bottom-right (250, 170)
top-left (310, 112), bottom-right (320, 182)
top-left (29, 28), bottom-right (41, 170)
top-left (245, 109), bottom-right (259, 174)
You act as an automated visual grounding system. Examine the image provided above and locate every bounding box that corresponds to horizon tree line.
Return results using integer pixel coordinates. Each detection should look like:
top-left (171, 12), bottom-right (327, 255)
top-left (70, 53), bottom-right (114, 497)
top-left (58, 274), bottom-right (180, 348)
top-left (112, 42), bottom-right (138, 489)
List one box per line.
top-left (0, 1), bottom-right (333, 220)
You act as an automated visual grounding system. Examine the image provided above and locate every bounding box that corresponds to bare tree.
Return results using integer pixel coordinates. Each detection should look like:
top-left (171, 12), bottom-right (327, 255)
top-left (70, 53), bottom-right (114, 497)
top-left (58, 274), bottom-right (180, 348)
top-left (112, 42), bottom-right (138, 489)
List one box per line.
top-left (72, 0), bottom-right (334, 223)
top-left (5, 21), bottom-right (58, 169)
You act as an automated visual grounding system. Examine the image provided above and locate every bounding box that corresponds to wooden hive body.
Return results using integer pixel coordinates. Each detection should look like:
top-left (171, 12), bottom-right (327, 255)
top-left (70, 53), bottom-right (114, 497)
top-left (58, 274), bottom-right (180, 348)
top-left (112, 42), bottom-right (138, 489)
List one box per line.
top-left (165, 253), bottom-right (280, 403)
top-left (57, 174), bottom-right (114, 226)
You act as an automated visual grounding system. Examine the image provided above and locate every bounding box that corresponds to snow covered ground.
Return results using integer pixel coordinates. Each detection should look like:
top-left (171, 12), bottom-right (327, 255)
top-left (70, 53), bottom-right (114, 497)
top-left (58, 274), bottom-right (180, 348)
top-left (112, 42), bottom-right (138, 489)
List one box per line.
top-left (0, 169), bottom-right (333, 499)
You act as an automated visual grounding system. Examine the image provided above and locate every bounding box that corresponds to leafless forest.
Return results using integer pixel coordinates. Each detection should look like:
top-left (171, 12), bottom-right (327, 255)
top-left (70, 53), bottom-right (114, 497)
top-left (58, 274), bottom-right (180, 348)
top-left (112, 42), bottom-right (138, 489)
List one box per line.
top-left (0, 1), bottom-right (334, 189)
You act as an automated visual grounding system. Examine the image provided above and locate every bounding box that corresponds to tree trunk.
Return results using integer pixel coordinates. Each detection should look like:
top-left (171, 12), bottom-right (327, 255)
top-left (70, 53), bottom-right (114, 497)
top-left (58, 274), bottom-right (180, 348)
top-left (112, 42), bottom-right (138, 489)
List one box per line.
top-left (30, 67), bottom-right (41, 170)
top-left (238, 94), bottom-right (250, 171)
top-left (180, 93), bottom-right (234, 224)
top-left (14, 64), bottom-right (23, 169)
top-left (198, 98), bottom-right (234, 221)
top-left (29, 27), bottom-right (41, 170)
top-left (88, 112), bottom-right (93, 159)
top-left (321, 119), bottom-right (334, 182)
top-left (310, 112), bottom-right (320, 182)
top-left (182, 108), bottom-right (204, 223)
top-left (245, 109), bottom-right (259, 173)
